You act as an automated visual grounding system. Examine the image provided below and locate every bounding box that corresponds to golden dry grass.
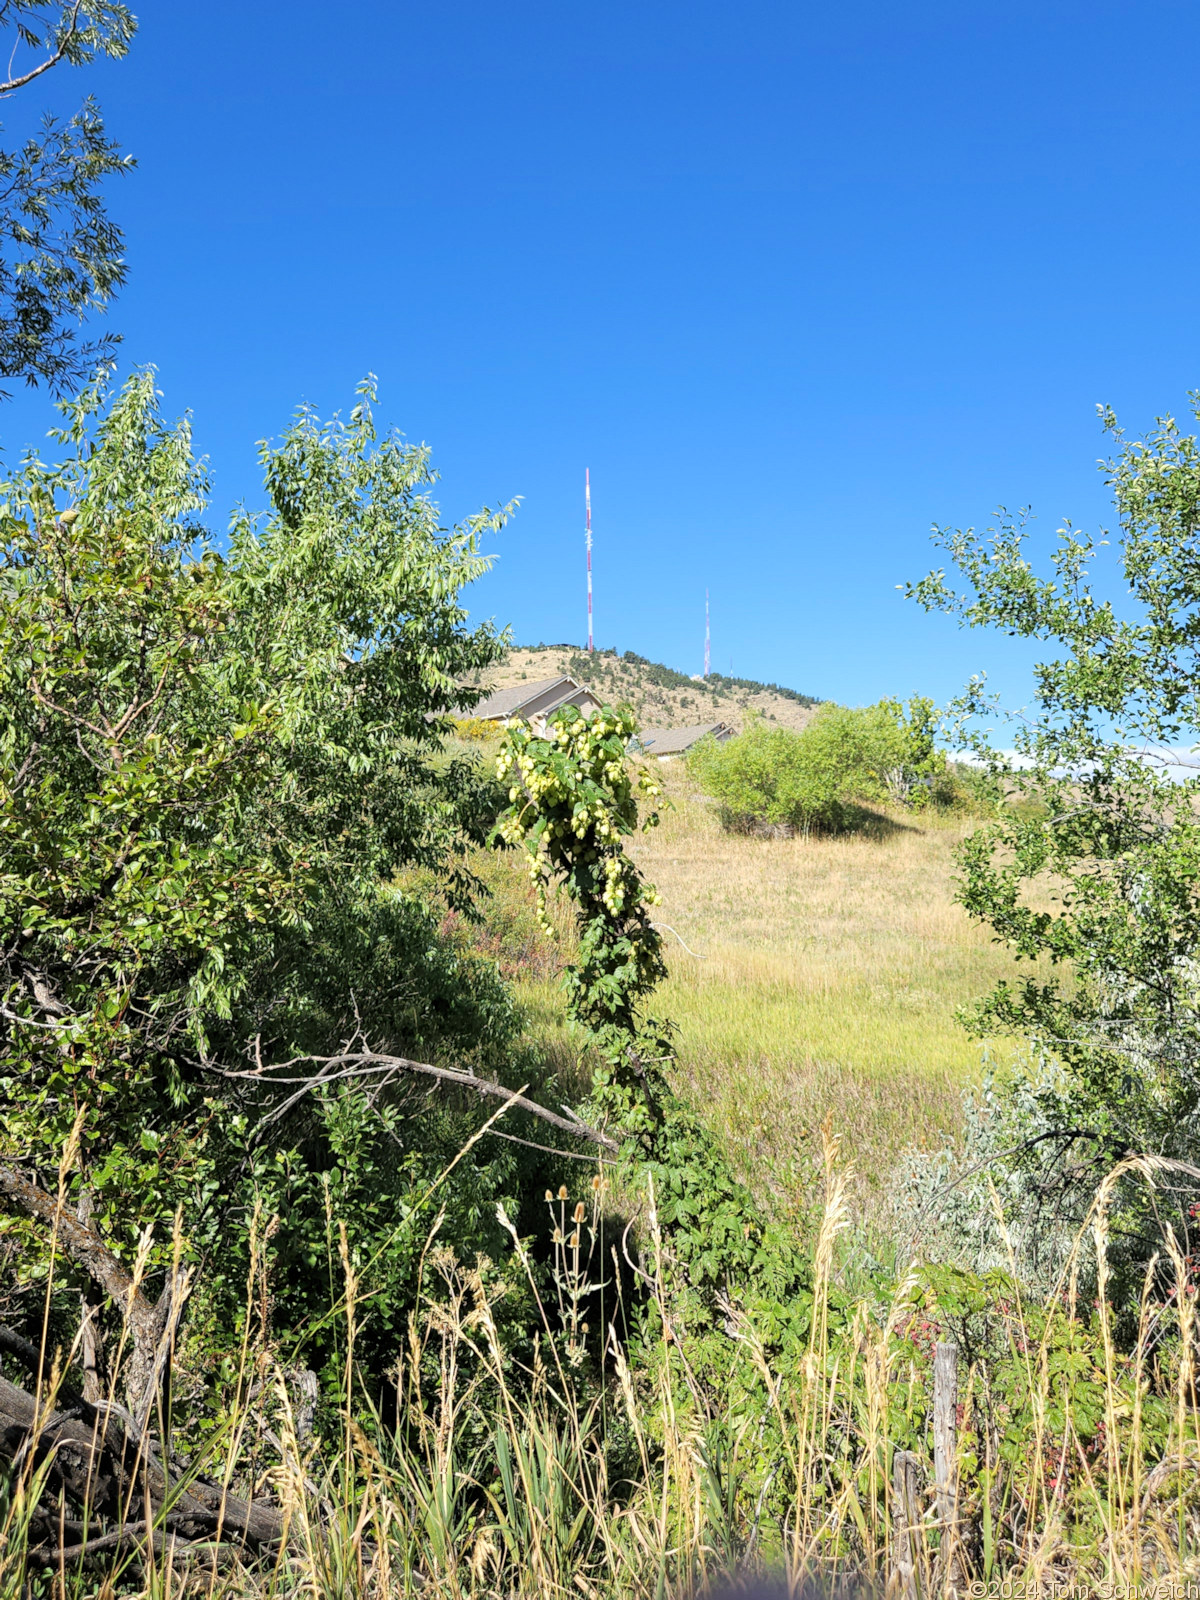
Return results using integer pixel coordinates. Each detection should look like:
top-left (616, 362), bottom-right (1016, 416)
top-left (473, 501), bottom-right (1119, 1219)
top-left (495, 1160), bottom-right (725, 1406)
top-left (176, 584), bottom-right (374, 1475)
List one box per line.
top-left (496, 760), bottom-right (1033, 1221)
top-left (638, 769), bottom-right (1028, 1209)
top-left (12, 1149), bottom-right (1200, 1595)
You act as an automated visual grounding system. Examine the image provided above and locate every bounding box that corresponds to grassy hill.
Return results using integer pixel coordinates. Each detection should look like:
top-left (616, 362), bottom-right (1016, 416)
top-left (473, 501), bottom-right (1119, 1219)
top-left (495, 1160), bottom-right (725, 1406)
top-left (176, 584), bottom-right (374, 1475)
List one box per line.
top-left (467, 642), bottom-right (821, 732)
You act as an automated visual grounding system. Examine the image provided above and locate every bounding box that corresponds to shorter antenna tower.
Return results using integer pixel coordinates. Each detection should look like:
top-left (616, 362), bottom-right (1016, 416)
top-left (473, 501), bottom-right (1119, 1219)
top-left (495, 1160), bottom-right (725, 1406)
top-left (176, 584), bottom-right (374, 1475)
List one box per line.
top-left (704, 589), bottom-right (710, 677)
top-left (585, 469), bottom-right (593, 653)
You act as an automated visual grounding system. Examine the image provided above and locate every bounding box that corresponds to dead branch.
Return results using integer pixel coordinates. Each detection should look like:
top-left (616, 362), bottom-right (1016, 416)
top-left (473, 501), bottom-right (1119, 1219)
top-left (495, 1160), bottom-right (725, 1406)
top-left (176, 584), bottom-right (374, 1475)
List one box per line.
top-left (0, 1163), bottom-right (159, 1348)
top-left (0, 1164), bottom-right (193, 1407)
top-left (23, 1517), bottom-right (213, 1568)
top-left (0, 1321), bottom-right (40, 1370)
top-left (212, 1047), bottom-right (621, 1154)
top-left (130, 1264), bottom-right (192, 1441)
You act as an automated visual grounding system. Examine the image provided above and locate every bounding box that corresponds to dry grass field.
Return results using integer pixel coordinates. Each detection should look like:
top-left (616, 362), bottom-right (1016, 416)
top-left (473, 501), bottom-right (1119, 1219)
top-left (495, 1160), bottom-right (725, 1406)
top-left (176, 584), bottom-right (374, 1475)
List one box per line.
top-left (477, 755), bottom-right (1030, 1228)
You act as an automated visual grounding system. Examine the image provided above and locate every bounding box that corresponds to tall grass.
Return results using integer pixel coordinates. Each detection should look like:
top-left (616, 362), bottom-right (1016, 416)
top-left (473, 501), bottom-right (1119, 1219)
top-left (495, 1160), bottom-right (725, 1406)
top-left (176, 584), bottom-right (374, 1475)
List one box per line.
top-left (471, 759), bottom-right (1035, 1224)
top-left (6, 1147), bottom-right (1200, 1595)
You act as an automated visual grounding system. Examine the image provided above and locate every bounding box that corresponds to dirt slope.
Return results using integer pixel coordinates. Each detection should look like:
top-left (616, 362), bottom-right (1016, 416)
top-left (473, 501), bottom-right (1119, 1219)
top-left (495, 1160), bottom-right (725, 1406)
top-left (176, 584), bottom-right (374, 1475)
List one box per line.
top-left (467, 644), bottom-right (819, 734)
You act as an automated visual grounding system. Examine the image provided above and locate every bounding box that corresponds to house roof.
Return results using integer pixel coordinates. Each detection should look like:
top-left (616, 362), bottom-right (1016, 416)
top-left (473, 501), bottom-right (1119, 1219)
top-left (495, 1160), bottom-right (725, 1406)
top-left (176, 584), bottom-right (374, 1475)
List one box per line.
top-left (471, 675), bottom-right (583, 721)
top-left (638, 723), bottom-right (732, 756)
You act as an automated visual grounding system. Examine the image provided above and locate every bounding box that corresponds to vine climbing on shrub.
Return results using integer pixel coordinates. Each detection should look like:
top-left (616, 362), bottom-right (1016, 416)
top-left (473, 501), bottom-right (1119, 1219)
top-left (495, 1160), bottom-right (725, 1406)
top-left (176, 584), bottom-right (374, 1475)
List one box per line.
top-left (497, 704), bottom-right (814, 1326)
top-left (496, 704), bottom-right (669, 1137)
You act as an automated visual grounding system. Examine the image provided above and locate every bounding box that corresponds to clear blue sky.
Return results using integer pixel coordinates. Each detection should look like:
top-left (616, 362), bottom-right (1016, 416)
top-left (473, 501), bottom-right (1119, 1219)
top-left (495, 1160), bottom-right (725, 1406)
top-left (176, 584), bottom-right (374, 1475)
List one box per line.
top-left (6, 0), bottom-right (1200, 709)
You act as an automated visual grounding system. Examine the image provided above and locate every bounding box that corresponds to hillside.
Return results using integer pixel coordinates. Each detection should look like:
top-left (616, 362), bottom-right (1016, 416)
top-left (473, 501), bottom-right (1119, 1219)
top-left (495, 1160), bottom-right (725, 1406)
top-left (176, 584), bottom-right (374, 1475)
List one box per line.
top-left (468, 643), bottom-right (821, 732)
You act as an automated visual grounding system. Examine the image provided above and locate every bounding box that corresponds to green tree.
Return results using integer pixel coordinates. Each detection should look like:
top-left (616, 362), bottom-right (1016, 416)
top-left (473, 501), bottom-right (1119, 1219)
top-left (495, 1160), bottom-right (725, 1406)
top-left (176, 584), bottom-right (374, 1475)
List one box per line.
top-left (907, 397), bottom-right (1200, 1283)
top-left (0, 371), bottom-right (545, 1404)
top-left (0, 2), bottom-right (135, 393)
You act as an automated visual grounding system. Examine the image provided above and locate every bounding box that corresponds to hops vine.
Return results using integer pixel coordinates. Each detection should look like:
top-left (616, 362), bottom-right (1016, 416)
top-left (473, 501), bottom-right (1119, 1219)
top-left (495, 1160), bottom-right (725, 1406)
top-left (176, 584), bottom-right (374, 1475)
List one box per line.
top-left (497, 701), bottom-right (813, 1320)
top-left (497, 703), bottom-right (672, 1132)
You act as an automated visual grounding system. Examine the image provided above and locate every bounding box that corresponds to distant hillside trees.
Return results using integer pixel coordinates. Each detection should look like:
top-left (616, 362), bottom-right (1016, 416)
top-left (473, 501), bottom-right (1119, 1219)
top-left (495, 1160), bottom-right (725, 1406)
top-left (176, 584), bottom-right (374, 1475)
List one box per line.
top-left (531, 643), bottom-right (821, 708)
top-left (687, 698), bottom-right (948, 832)
top-left (703, 669), bottom-right (820, 708)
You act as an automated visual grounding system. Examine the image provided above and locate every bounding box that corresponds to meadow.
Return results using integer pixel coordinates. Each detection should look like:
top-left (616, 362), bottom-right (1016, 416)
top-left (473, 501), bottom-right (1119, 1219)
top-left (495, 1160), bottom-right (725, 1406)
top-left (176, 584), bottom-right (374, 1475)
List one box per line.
top-left (6, 317), bottom-right (1200, 1593)
top-left (9, 738), bottom-right (1199, 1598)
top-left (484, 756), bottom-right (1023, 1229)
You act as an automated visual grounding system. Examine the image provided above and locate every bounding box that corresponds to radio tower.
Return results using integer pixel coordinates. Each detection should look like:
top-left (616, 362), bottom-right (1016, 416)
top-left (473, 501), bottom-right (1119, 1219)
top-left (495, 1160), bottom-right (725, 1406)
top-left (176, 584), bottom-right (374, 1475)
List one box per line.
top-left (704, 589), bottom-right (710, 677)
top-left (585, 469), bottom-right (594, 653)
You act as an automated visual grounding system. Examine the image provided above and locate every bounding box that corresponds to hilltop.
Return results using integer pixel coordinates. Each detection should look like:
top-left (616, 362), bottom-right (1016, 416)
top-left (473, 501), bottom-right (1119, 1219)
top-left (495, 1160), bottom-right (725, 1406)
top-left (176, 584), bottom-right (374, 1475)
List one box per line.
top-left (469, 643), bottom-right (821, 732)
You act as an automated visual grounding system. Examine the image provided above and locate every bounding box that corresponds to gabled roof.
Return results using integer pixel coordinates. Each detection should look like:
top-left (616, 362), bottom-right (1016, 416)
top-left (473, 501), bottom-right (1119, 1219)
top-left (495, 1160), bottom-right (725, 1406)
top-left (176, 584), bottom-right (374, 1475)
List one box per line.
top-left (638, 722), bottom-right (732, 756)
top-left (471, 675), bottom-right (581, 721)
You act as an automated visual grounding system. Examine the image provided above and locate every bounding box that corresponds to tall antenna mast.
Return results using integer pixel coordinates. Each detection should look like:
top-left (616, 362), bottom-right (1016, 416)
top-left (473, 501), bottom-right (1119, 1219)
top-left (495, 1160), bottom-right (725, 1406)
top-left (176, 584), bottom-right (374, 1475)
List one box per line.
top-left (585, 468), bottom-right (594, 653)
top-left (705, 589), bottom-right (710, 678)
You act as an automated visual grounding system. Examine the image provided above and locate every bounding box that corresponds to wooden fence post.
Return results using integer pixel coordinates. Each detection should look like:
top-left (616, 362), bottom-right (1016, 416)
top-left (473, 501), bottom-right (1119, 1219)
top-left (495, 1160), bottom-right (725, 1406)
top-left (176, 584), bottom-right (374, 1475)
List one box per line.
top-left (934, 1340), bottom-right (965, 1595)
top-left (891, 1448), bottom-right (923, 1600)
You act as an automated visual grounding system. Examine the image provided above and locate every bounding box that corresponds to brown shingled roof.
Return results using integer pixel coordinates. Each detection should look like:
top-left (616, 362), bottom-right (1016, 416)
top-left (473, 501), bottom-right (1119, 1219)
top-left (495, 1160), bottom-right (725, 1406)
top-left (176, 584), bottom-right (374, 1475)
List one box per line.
top-left (637, 723), bottom-right (733, 756)
top-left (471, 676), bottom-right (580, 721)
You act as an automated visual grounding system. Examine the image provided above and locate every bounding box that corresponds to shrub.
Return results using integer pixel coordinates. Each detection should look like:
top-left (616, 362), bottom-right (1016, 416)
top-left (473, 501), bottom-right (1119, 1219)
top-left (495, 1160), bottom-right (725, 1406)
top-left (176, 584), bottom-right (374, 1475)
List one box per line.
top-left (925, 757), bottom-right (1003, 814)
top-left (687, 698), bottom-right (945, 832)
top-left (453, 715), bottom-right (498, 741)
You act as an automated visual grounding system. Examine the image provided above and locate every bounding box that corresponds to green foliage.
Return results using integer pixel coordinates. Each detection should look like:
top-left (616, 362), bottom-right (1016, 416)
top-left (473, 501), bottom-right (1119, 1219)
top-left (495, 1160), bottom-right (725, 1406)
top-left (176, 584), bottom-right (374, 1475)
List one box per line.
top-left (906, 395), bottom-right (1200, 1283)
top-left (497, 704), bottom-right (813, 1336)
top-left (897, 1260), bottom-right (1174, 1522)
top-left (497, 704), bottom-right (668, 1129)
top-left (0, 3), bottom-right (137, 393)
top-left (687, 698), bottom-right (947, 832)
top-left (0, 369), bottom-right (557, 1393)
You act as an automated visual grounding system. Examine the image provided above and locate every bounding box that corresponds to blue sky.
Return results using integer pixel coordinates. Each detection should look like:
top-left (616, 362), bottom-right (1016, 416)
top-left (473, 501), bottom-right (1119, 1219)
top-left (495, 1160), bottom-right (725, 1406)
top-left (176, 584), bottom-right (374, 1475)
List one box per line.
top-left (5, 0), bottom-right (1200, 709)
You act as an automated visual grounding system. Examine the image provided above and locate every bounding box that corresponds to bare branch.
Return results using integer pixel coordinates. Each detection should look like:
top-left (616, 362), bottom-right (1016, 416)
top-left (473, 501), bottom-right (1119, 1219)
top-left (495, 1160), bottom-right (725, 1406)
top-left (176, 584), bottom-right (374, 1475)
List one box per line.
top-left (484, 1127), bottom-right (605, 1161)
top-left (210, 1048), bottom-right (621, 1154)
top-left (0, 1321), bottom-right (41, 1370)
top-left (0, 1001), bottom-right (75, 1030)
top-left (0, 1162), bottom-right (160, 1349)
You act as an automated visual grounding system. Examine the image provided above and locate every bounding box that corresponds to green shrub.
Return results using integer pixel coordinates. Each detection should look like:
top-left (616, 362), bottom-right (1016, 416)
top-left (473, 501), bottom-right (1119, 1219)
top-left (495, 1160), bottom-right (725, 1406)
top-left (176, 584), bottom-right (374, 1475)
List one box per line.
top-left (687, 698), bottom-right (946, 832)
top-left (927, 758), bottom-right (1003, 814)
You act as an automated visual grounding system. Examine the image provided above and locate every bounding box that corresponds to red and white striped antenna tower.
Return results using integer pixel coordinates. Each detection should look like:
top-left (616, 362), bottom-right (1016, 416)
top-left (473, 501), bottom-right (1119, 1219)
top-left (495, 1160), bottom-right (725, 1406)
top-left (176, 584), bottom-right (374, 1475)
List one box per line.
top-left (704, 589), bottom-right (710, 677)
top-left (585, 468), bottom-right (594, 652)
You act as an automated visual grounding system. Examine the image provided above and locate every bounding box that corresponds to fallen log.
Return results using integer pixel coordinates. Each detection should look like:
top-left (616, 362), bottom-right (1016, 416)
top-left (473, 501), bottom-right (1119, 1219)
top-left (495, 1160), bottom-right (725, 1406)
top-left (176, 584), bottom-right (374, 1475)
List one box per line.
top-left (0, 1370), bottom-right (288, 1558)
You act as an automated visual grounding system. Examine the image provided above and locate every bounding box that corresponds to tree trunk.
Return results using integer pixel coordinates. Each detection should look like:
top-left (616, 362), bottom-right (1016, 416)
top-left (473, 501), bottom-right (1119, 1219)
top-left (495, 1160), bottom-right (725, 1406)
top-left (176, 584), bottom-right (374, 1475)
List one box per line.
top-left (77, 1187), bottom-right (107, 1405)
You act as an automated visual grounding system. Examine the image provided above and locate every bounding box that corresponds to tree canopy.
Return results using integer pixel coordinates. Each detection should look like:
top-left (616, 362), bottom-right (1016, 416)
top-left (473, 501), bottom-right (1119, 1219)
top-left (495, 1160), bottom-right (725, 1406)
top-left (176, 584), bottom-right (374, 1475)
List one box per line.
top-left (0, 2), bottom-right (136, 393)
top-left (0, 371), bottom-right (541, 1402)
top-left (907, 398), bottom-right (1200, 1278)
